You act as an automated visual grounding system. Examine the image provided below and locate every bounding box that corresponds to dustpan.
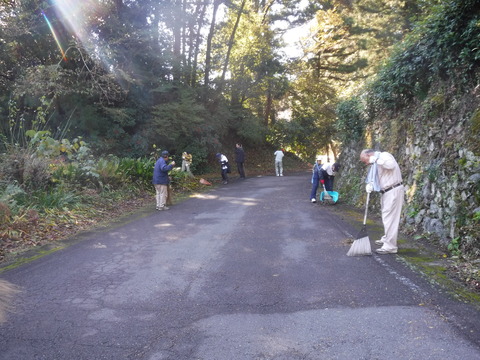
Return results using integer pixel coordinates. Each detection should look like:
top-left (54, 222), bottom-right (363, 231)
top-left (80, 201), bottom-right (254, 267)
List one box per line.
top-left (320, 190), bottom-right (339, 203)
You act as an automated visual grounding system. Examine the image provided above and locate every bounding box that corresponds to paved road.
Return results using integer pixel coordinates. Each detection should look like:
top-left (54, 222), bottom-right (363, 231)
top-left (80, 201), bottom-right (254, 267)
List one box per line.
top-left (1, 173), bottom-right (479, 360)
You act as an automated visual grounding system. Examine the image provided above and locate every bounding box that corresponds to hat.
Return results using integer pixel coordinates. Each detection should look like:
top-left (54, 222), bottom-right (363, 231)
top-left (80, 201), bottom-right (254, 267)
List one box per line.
top-left (161, 150), bottom-right (169, 157)
top-left (215, 153), bottom-right (221, 158)
top-left (316, 155), bottom-right (322, 161)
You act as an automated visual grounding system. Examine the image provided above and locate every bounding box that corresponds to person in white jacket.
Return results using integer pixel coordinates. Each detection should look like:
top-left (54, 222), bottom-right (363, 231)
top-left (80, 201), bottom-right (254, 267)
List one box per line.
top-left (274, 149), bottom-right (284, 176)
top-left (360, 149), bottom-right (404, 254)
top-left (216, 153), bottom-right (230, 184)
top-left (320, 162), bottom-right (340, 191)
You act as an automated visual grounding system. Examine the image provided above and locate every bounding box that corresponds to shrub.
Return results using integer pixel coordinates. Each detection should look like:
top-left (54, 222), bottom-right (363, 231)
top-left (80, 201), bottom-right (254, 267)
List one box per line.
top-left (13, 188), bottom-right (80, 211)
top-left (95, 156), bottom-right (124, 189)
top-left (118, 157), bottom-right (155, 188)
top-left (365, 0), bottom-right (480, 113)
top-left (335, 97), bottom-right (366, 143)
top-left (23, 155), bottom-right (51, 191)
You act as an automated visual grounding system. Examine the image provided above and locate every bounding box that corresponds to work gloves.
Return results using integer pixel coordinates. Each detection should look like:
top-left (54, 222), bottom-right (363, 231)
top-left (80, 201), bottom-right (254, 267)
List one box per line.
top-left (366, 183), bottom-right (374, 193)
top-left (369, 154), bottom-right (385, 165)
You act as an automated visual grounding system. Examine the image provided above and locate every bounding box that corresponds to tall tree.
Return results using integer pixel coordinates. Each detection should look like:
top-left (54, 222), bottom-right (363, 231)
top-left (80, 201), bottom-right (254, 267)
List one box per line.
top-left (204, 0), bottom-right (222, 88)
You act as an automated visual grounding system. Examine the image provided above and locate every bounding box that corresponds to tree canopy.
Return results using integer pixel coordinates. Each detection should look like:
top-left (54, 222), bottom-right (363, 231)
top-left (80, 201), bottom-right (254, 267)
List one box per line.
top-left (0, 0), bottom-right (454, 163)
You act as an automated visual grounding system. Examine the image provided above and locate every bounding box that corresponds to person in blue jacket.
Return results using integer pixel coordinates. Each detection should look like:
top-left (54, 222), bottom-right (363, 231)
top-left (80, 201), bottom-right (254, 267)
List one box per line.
top-left (310, 156), bottom-right (324, 203)
top-left (152, 150), bottom-right (175, 210)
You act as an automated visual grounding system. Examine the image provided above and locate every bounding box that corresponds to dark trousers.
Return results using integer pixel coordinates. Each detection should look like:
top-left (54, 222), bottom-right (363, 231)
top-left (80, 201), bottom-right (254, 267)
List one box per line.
top-left (310, 178), bottom-right (320, 200)
top-left (236, 162), bottom-right (245, 178)
top-left (324, 176), bottom-right (335, 191)
top-left (221, 169), bottom-right (228, 182)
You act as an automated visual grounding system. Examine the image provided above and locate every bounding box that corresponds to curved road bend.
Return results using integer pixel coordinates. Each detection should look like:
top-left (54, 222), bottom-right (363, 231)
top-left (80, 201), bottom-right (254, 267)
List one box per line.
top-left (1, 173), bottom-right (479, 360)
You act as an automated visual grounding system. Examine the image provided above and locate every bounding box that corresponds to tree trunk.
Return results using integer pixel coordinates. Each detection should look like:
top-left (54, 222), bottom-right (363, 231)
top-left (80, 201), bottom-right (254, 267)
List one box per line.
top-left (264, 86), bottom-right (272, 126)
top-left (205, 0), bottom-right (221, 88)
top-left (188, 0), bottom-right (207, 86)
top-left (172, 0), bottom-right (183, 81)
top-left (219, 0), bottom-right (247, 92)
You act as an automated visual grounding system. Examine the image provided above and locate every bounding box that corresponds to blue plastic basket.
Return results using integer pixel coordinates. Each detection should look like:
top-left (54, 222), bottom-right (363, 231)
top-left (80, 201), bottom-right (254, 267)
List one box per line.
top-left (320, 191), bottom-right (339, 203)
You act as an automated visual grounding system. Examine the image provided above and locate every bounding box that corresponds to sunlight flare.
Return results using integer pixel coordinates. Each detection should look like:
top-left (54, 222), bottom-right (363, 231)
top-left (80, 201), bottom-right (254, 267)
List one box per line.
top-left (41, 11), bottom-right (67, 62)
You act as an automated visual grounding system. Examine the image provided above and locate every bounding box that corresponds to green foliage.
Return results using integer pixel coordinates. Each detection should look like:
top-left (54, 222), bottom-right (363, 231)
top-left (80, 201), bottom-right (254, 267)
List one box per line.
top-left (335, 97), bottom-right (366, 143)
top-left (149, 85), bottom-right (227, 154)
top-left (426, 161), bottom-right (441, 182)
top-left (25, 130), bottom-right (90, 160)
top-left (49, 161), bottom-right (80, 185)
top-left (14, 188), bottom-right (80, 211)
top-left (468, 108), bottom-right (480, 155)
top-left (366, 0), bottom-right (480, 112)
top-left (118, 157), bottom-right (155, 188)
top-left (5, 97), bottom-right (52, 147)
top-left (176, 143), bottom-right (209, 175)
top-left (474, 211), bottom-right (480, 222)
top-left (448, 236), bottom-right (462, 257)
top-left (267, 120), bottom-right (307, 159)
top-left (94, 156), bottom-right (124, 190)
top-left (232, 112), bottom-right (268, 145)
top-left (0, 182), bottom-right (25, 215)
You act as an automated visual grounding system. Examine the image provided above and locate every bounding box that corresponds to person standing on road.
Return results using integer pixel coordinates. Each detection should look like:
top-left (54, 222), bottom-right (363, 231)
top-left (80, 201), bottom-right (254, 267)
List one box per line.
top-left (235, 143), bottom-right (246, 179)
top-left (321, 162), bottom-right (340, 191)
top-left (181, 152), bottom-right (193, 175)
top-left (310, 156), bottom-right (324, 203)
top-left (360, 149), bottom-right (404, 254)
top-left (216, 153), bottom-right (230, 184)
top-left (274, 149), bottom-right (284, 176)
top-left (153, 150), bottom-right (175, 211)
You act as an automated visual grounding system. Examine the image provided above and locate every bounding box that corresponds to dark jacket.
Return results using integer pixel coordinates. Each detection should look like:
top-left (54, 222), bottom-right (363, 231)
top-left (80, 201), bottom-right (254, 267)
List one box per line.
top-left (235, 147), bottom-right (245, 163)
top-left (152, 157), bottom-right (174, 185)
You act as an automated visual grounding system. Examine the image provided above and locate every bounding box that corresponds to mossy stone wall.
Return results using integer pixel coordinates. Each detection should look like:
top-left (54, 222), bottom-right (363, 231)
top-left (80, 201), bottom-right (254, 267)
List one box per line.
top-left (337, 84), bottom-right (480, 257)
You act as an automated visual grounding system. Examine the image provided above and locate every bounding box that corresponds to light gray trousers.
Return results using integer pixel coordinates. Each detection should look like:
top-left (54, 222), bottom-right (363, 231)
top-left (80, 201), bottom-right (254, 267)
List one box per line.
top-left (379, 186), bottom-right (404, 251)
top-left (275, 161), bottom-right (283, 176)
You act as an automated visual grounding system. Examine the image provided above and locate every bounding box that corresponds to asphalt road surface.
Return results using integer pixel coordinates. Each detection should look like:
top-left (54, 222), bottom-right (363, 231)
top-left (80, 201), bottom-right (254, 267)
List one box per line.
top-left (1, 173), bottom-right (480, 360)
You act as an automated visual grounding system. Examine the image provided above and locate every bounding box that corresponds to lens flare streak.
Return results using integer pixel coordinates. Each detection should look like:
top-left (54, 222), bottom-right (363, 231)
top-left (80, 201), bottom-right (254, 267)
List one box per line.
top-left (41, 11), bottom-right (67, 62)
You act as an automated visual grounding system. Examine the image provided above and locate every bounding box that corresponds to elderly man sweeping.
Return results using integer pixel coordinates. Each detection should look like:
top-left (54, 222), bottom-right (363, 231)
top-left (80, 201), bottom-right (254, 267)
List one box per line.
top-left (360, 149), bottom-right (404, 254)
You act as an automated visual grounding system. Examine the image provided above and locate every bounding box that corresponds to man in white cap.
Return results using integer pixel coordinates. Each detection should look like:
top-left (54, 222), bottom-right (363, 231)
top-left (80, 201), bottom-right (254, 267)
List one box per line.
top-left (360, 149), bottom-right (404, 254)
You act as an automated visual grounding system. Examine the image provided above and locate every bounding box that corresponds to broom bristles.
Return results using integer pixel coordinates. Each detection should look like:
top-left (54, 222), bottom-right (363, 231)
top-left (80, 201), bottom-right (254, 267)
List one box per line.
top-left (347, 235), bottom-right (372, 256)
top-left (321, 191), bottom-right (334, 204)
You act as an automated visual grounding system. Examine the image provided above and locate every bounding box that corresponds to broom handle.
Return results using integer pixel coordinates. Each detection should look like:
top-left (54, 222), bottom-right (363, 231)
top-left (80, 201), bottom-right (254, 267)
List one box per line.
top-left (363, 192), bottom-right (370, 225)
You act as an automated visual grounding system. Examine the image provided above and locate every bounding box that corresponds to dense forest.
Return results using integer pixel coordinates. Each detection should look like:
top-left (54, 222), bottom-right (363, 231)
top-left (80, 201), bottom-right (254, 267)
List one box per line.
top-left (0, 1), bottom-right (479, 268)
top-left (0, 0), bottom-right (425, 163)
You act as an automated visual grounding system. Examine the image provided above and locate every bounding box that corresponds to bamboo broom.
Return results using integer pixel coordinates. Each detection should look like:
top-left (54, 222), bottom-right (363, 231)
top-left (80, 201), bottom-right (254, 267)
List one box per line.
top-left (322, 183), bottom-right (333, 204)
top-left (347, 192), bottom-right (372, 256)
